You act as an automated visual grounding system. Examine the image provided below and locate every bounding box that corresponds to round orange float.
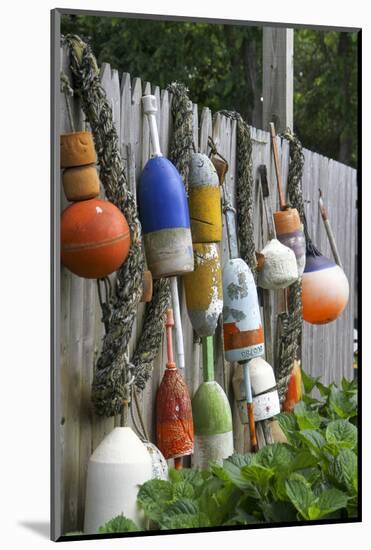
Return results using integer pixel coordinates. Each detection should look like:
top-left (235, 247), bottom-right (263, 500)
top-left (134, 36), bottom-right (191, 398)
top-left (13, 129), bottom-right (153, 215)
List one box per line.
top-left (302, 250), bottom-right (349, 324)
top-left (61, 198), bottom-right (131, 279)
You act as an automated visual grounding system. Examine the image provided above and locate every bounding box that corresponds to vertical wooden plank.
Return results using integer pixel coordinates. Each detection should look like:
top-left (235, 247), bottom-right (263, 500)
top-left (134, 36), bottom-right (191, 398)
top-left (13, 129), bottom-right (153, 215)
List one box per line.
top-left (142, 81), bottom-right (152, 169)
top-left (199, 107), bottom-right (212, 154)
top-left (111, 69), bottom-right (121, 136)
top-left (160, 89), bottom-right (171, 157)
top-left (262, 27), bottom-right (294, 133)
top-left (192, 103), bottom-right (199, 151)
top-left (131, 77), bottom-right (143, 184)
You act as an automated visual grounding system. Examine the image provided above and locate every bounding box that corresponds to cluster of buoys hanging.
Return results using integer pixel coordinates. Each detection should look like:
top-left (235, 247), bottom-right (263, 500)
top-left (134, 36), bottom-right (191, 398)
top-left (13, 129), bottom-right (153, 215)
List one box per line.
top-left (184, 151), bottom-right (233, 469)
top-left (257, 164), bottom-right (298, 290)
top-left (139, 95), bottom-right (195, 469)
top-left (270, 124), bottom-right (306, 277)
top-left (60, 131), bottom-right (131, 279)
top-left (219, 158), bottom-right (280, 450)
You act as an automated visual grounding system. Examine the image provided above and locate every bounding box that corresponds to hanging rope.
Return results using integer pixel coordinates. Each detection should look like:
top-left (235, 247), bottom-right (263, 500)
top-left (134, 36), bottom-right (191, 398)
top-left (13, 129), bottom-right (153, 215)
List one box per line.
top-left (218, 111), bottom-right (257, 277)
top-left (166, 82), bottom-right (194, 193)
top-left (275, 128), bottom-right (307, 402)
top-left (63, 34), bottom-right (144, 416)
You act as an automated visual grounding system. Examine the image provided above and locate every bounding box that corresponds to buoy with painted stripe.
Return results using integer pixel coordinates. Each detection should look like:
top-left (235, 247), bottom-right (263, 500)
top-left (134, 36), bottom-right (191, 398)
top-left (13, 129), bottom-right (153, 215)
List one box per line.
top-left (232, 358), bottom-right (280, 423)
top-left (302, 249), bottom-right (349, 324)
top-left (223, 258), bottom-right (265, 362)
top-left (83, 427), bottom-right (152, 534)
top-left (192, 336), bottom-right (234, 469)
top-left (61, 198), bottom-right (131, 279)
top-left (139, 95), bottom-right (193, 278)
top-left (183, 243), bottom-right (223, 337)
top-left (156, 309), bottom-right (194, 468)
top-left (188, 153), bottom-right (222, 242)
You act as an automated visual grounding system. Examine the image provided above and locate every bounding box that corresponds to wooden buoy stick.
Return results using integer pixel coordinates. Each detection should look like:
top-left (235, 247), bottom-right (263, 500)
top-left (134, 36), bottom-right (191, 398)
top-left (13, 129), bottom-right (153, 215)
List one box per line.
top-left (259, 164), bottom-right (276, 240)
top-left (242, 364), bottom-right (258, 453)
top-left (269, 122), bottom-right (286, 210)
top-left (170, 277), bottom-right (185, 370)
top-left (318, 189), bottom-right (343, 268)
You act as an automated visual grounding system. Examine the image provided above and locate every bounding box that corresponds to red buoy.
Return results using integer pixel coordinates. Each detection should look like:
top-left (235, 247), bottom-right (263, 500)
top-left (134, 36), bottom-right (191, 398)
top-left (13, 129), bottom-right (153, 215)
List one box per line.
top-left (61, 198), bottom-right (131, 279)
top-left (156, 310), bottom-right (194, 465)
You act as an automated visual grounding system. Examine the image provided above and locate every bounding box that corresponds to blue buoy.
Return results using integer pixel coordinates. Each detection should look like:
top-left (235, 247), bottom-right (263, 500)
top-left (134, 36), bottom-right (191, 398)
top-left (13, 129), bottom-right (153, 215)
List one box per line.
top-left (139, 95), bottom-right (194, 278)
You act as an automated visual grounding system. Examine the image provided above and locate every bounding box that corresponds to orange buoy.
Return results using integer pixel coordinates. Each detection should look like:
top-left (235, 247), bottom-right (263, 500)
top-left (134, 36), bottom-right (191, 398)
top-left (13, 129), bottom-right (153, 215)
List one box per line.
top-left (61, 198), bottom-right (131, 279)
top-left (282, 360), bottom-right (302, 412)
top-left (156, 309), bottom-right (194, 466)
top-left (301, 250), bottom-right (349, 324)
top-left (62, 164), bottom-right (100, 202)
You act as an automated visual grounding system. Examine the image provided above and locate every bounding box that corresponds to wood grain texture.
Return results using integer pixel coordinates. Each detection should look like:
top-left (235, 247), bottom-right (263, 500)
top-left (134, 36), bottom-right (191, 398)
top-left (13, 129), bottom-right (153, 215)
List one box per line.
top-left (58, 48), bottom-right (357, 532)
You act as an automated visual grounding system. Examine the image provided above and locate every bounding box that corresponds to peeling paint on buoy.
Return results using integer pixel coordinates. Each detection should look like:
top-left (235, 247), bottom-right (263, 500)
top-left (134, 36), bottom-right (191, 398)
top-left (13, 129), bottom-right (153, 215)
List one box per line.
top-left (183, 243), bottom-right (223, 336)
top-left (258, 238), bottom-right (298, 289)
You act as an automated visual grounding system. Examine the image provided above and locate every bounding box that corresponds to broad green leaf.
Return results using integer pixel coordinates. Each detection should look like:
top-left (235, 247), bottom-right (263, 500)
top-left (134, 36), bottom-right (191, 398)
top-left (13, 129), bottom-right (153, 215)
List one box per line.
top-left (276, 412), bottom-right (298, 435)
top-left (329, 387), bottom-right (357, 419)
top-left (326, 419), bottom-right (357, 449)
top-left (296, 429), bottom-right (326, 451)
top-left (200, 482), bottom-right (240, 526)
top-left (160, 512), bottom-right (210, 530)
top-left (301, 370), bottom-right (321, 393)
top-left (316, 380), bottom-right (332, 397)
top-left (98, 514), bottom-right (139, 533)
top-left (241, 464), bottom-right (275, 496)
top-left (316, 488), bottom-right (349, 518)
top-left (255, 443), bottom-right (295, 471)
top-left (173, 481), bottom-right (195, 500)
top-left (285, 477), bottom-right (315, 520)
top-left (330, 448), bottom-right (358, 494)
top-left (294, 402), bottom-right (322, 430)
top-left (290, 450), bottom-right (319, 471)
top-left (137, 479), bottom-right (174, 522)
top-left (222, 454), bottom-right (256, 489)
top-left (260, 501), bottom-right (298, 523)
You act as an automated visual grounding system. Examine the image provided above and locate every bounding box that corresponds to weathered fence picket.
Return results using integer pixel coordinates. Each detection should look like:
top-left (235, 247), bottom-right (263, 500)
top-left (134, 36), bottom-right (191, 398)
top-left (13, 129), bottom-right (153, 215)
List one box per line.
top-left (58, 51), bottom-right (357, 533)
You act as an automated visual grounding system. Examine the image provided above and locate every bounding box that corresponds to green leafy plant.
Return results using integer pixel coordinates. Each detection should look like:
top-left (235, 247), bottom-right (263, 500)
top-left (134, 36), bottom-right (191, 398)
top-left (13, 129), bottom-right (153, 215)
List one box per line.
top-left (98, 514), bottom-right (139, 533)
top-left (98, 372), bottom-right (358, 532)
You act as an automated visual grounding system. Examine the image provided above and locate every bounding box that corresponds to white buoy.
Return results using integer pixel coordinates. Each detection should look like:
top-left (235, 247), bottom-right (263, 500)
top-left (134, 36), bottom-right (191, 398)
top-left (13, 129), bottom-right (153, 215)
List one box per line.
top-left (143, 441), bottom-right (169, 480)
top-left (258, 238), bottom-right (298, 289)
top-left (232, 358), bottom-right (280, 423)
top-left (84, 427), bottom-right (152, 534)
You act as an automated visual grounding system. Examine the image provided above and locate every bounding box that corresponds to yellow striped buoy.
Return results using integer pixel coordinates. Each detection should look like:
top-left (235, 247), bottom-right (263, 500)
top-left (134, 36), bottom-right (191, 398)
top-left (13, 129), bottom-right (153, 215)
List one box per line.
top-left (188, 153), bottom-right (222, 243)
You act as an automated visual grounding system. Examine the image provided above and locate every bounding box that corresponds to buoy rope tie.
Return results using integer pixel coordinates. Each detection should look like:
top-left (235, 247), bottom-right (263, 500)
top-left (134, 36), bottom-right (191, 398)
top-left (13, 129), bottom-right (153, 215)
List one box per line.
top-left (64, 35), bottom-right (170, 417)
top-left (217, 110), bottom-right (257, 278)
top-left (60, 71), bottom-right (75, 132)
top-left (275, 128), bottom-right (307, 402)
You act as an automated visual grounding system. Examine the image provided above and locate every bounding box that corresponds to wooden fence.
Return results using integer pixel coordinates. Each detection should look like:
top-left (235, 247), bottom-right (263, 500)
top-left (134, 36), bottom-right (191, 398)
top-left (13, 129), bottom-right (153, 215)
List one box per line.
top-left (58, 47), bottom-right (357, 533)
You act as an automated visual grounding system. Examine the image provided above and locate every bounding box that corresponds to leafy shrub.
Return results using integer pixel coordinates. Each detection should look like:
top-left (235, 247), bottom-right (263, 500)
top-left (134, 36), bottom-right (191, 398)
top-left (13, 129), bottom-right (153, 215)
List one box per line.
top-left (98, 372), bottom-right (358, 532)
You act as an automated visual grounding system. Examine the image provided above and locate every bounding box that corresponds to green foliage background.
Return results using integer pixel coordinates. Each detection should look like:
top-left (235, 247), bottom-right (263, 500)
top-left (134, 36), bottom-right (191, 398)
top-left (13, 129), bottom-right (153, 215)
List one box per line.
top-left (61, 15), bottom-right (358, 167)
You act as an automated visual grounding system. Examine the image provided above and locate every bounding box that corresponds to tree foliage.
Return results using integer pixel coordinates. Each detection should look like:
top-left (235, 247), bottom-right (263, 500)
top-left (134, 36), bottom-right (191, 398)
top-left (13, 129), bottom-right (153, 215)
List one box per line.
top-left (61, 15), bottom-right (358, 167)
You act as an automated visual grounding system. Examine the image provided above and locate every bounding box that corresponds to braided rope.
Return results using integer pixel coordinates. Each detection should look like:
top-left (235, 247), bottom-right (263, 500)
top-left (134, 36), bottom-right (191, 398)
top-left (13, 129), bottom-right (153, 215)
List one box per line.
top-left (276, 129), bottom-right (307, 402)
top-left (166, 82), bottom-right (194, 192)
top-left (64, 34), bottom-right (144, 416)
top-left (219, 111), bottom-right (257, 277)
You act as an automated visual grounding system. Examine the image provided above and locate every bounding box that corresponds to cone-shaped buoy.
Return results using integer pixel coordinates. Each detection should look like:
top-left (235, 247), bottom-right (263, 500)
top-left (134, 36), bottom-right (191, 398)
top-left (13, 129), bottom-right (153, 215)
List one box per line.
top-left (188, 153), bottom-right (222, 242)
top-left (142, 441), bottom-right (169, 480)
top-left (183, 243), bottom-right (223, 337)
top-left (83, 427), bottom-right (152, 534)
top-left (139, 95), bottom-right (193, 278)
top-left (302, 249), bottom-right (349, 324)
top-left (192, 336), bottom-right (233, 469)
top-left (282, 360), bottom-right (303, 413)
top-left (156, 309), bottom-right (194, 466)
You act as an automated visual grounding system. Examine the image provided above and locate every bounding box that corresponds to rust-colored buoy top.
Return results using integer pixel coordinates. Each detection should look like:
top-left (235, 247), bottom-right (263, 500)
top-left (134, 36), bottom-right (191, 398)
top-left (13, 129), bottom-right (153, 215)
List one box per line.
top-left (273, 208), bottom-right (301, 235)
top-left (60, 131), bottom-right (97, 168)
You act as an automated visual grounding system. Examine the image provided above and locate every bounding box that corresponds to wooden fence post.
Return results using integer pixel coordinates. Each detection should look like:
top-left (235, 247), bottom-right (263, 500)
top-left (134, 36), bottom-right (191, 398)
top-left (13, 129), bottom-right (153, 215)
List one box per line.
top-left (262, 27), bottom-right (294, 133)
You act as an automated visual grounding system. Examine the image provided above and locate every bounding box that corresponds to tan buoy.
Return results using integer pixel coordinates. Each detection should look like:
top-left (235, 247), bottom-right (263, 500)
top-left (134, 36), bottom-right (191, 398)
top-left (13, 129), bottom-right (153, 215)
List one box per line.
top-left (188, 153), bottom-right (222, 242)
top-left (183, 243), bottom-right (223, 337)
